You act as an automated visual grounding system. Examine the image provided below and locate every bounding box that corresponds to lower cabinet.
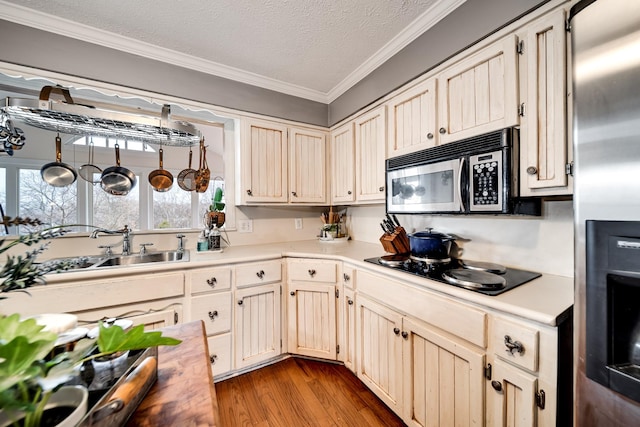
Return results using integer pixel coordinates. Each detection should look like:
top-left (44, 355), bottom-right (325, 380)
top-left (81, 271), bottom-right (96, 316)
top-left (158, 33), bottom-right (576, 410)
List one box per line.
top-left (342, 287), bottom-right (356, 373)
top-left (208, 333), bottom-right (233, 378)
top-left (487, 359), bottom-right (538, 427)
top-left (234, 283), bottom-right (282, 369)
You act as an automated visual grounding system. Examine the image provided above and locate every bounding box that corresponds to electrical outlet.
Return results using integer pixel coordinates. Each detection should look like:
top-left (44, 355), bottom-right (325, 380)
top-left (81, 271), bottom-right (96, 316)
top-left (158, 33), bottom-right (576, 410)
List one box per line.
top-left (295, 218), bottom-right (303, 230)
top-left (238, 219), bottom-right (253, 233)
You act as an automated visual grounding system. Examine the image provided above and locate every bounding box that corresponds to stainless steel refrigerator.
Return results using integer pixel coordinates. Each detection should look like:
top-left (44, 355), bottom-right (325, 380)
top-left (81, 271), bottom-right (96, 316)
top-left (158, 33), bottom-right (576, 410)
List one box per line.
top-left (571, 0), bottom-right (640, 424)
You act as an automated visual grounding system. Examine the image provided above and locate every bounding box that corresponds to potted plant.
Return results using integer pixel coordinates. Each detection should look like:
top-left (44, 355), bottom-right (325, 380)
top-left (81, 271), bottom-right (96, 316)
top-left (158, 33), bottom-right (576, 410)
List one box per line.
top-left (0, 217), bottom-right (181, 426)
top-left (207, 186), bottom-right (225, 228)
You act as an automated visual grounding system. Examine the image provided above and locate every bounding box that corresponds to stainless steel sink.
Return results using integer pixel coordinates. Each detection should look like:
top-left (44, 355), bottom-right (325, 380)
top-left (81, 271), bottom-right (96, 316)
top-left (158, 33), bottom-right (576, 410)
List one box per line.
top-left (94, 250), bottom-right (189, 267)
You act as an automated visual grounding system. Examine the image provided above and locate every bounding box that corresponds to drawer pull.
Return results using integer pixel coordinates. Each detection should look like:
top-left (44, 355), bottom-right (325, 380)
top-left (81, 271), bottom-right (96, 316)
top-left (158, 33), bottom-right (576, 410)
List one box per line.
top-left (491, 380), bottom-right (503, 392)
top-left (208, 310), bottom-right (218, 320)
top-left (347, 299), bottom-right (353, 305)
top-left (343, 273), bottom-right (350, 282)
top-left (308, 269), bottom-right (316, 277)
top-left (401, 331), bottom-right (409, 339)
top-left (256, 270), bottom-right (265, 279)
top-left (393, 327), bottom-right (400, 335)
top-left (504, 335), bottom-right (524, 355)
top-left (206, 277), bottom-right (217, 287)
top-left (210, 354), bottom-right (217, 364)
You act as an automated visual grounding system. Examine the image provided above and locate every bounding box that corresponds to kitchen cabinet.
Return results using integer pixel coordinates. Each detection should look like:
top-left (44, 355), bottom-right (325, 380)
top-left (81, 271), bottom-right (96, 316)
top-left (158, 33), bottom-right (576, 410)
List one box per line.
top-left (330, 123), bottom-right (355, 203)
top-left (387, 78), bottom-right (438, 157)
top-left (340, 264), bottom-right (356, 373)
top-left (286, 258), bottom-right (339, 359)
top-left (437, 35), bottom-right (519, 144)
top-left (234, 259), bottom-right (283, 369)
top-left (239, 117), bottom-right (328, 205)
top-left (518, 7), bottom-right (572, 196)
top-left (73, 302), bottom-right (182, 331)
top-left (488, 359), bottom-right (538, 427)
top-left (354, 105), bottom-right (387, 202)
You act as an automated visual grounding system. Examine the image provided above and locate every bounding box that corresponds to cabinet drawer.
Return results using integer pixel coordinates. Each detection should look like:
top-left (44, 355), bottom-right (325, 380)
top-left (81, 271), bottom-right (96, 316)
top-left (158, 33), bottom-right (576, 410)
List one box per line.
top-left (236, 260), bottom-right (282, 288)
top-left (342, 264), bottom-right (356, 290)
top-left (491, 315), bottom-right (539, 372)
top-left (190, 266), bottom-right (232, 294)
top-left (288, 259), bottom-right (338, 283)
top-left (191, 293), bottom-right (232, 335)
top-left (207, 333), bottom-right (232, 378)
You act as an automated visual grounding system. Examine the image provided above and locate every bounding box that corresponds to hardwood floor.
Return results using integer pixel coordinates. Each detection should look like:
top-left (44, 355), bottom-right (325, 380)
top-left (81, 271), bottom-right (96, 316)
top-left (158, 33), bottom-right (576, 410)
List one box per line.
top-left (215, 357), bottom-right (406, 426)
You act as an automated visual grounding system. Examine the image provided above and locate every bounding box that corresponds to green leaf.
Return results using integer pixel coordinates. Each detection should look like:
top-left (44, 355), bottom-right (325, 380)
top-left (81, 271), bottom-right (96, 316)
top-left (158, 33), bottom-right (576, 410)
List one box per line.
top-left (96, 323), bottom-right (181, 355)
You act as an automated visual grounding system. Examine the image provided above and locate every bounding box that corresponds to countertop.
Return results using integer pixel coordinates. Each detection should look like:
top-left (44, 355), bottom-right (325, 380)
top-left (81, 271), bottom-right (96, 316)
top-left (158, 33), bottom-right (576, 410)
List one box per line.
top-left (127, 320), bottom-right (219, 427)
top-left (45, 239), bottom-right (574, 327)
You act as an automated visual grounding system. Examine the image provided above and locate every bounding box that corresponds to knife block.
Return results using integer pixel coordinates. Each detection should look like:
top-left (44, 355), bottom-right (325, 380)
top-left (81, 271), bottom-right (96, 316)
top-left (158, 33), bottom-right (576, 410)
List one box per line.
top-left (380, 228), bottom-right (410, 254)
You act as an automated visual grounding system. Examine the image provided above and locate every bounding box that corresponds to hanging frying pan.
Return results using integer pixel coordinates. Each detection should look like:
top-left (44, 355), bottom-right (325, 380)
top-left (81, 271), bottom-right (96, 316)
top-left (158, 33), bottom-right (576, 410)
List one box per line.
top-left (79, 137), bottom-right (102, 184)
top-left (195, 140), bottom-right (210, 193)
top-left (177, 146), bottom-right (197, 191)
top-left (100, 143), bottom-right (137, 196)
top-left (149, 147), bottom-right (174, 192)
top-left (41, 134), bottom-right (77, 187)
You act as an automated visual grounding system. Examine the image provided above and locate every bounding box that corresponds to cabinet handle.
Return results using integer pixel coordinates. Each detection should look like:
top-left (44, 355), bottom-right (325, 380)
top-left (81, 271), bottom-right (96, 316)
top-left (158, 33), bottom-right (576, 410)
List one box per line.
top-left (291, 191), bottom-right (297, 197)
top-left (237, 300), bottom-right (243, 306)
top-left (246, 189), bottom-right (253, 196)
top-left (347, 190), bottom-right (352, 195)
top-left (439, 127), bottom-right (446, 134)
top-left (308, 269), bottom-right (316, 277)
top-left (343, 273), bottom-right (350, 282)
top-left (206, 277), bottom-right (217, 287)
top-left (256, 270), bottom-right (265, 279)
top-left (210, 354), bottom-right (217, 364)
top-left (347, 299), bottom-right (353, 305)
top-left (504, 335), bottom-right (525, 355)
top-left (393, 327), bottom-right (400, 335)
top-left (208, 310), bottom-right (218, 320)
top-left (401, 331), bottom-right (409, 339)
top-left (427, 132), bottom-right (434, 139)
top-left (491, 380), bottom-right (503, 392)
top-left (290, 291), bottom-right (296, 296)
top-left (526, 166), bottom-right (538, 175)
top-left (379, 186), bottom-right (384, 192)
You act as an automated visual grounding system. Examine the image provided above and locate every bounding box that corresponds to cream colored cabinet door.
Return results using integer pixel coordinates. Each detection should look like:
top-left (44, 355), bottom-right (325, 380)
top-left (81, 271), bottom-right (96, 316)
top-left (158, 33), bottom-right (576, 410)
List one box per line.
top-left (438, 35), bottom-right (519, 144)
top-left (342, 287), bottom-right (356, 373)
top-left (207, 333), bottom-right (232, 378)
top-left (287, 282), bottom-right (337, 359)
top-left (240, 117), bottom-right (289, 203)
top-left (356, 295), bottom-right (403, 414)
top-left (402, 317), bottom-right (485, 427)
top-left (234, 283), bottom-right (281, 369)
top-left (487, 359), bottom-right (538, 427)
top-left (330, 123), bottom-right (356, 204)
top-left (387, 78), bottom-right (438, 157)
top-left (289, 127), bottom-right (328, 204)
top-left (519, 8), bottom-right (571, 196)
top-left (355, 105), bottom-right (387, 202)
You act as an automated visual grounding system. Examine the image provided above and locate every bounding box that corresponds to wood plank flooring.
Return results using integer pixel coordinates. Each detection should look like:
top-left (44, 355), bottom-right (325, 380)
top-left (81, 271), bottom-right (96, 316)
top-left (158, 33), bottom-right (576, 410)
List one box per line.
top-left (215, 357), bottom-right (406, 426)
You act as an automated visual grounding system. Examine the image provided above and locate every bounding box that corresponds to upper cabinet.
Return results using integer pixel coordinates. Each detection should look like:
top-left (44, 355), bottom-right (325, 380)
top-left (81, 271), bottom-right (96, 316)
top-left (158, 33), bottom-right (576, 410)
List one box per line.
top-left (239, 117), bottom-right (328, 205)
top-left (437, 35), bottom-right (519, 144)
top-left (330, 123), bottom-right (356, 203)
top-left (387, 78), bottom-right (437, 157)
top-left (354, 105), bottom-right (387, 203)
top-left (518, 8), bottom-right (572, 196)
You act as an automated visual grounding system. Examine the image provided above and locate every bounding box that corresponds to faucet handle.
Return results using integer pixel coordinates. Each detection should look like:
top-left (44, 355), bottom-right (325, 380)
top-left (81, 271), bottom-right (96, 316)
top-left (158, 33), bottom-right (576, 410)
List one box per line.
top-left (98, 244), bottom-right (114, 256)
top-left (139, 243), bottom-right (154, 255)
top-left (176, 234), bottom-right (185, 252)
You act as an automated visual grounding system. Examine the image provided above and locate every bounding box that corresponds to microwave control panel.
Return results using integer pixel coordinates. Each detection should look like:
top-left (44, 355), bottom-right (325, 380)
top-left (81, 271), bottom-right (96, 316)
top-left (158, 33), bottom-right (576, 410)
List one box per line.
top-left (469, 150), bottom-right (503, 211)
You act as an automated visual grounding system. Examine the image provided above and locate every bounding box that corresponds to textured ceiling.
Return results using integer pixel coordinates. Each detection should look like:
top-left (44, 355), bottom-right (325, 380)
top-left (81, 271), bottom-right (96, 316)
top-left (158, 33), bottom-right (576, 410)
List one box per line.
top-left (1, 0), bottom-right (461, 100)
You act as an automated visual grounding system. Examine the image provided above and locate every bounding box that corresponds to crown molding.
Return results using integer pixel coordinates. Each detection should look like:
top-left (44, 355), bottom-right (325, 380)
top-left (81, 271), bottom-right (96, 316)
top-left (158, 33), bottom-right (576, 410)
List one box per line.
top-left (0, 0), bottom-right (465, 105)
top-left (326, 0), bottom-right (466, 102)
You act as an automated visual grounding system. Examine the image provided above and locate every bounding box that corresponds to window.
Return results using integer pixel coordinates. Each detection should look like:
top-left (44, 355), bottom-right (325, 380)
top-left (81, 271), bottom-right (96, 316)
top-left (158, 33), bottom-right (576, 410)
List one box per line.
top-left (153, 184), bottom-right (191, 229)
top-left (19, 169), bottom-right (77, 233)
top-left (92, 173), bottom-right (140, 230)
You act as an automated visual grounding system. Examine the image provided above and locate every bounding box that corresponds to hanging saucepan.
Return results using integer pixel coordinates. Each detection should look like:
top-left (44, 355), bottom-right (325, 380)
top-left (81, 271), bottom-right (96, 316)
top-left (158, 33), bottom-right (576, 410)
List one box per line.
top-left (79, 136), bottom-right (102, 184)
top-left (408, 228), bottom-right (456, 260)
top-left (195, 139), bottom-right (210, 193)
top-left (149, 147), bottom-right (174, 192)
top-left (100, 143), bottom-right (137, 196)
top-left (177, 146), bottom-right (197, 191)
top-left (41, 134), bottom-right (77, 187)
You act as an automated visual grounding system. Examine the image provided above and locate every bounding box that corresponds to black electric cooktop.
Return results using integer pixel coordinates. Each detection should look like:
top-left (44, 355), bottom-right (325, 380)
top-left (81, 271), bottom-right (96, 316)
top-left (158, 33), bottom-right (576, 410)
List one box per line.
top-left (364, 256), bottom-right (541, 296)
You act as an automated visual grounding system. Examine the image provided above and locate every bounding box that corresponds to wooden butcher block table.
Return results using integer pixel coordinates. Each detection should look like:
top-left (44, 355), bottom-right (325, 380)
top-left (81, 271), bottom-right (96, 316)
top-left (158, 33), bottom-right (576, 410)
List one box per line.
top-left (127, 321), bottom-right (220, 426)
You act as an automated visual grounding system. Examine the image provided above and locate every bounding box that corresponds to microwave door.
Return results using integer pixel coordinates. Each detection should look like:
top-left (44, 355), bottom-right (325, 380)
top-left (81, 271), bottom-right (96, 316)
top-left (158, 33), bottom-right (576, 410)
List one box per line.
top-left (387, 158), bottom-right (463, 214)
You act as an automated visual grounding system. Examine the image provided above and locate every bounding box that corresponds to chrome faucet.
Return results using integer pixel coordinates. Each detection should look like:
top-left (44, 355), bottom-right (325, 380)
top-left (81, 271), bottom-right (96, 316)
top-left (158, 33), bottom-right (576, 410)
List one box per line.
top-left (90, 225), bottom-right (133, 255)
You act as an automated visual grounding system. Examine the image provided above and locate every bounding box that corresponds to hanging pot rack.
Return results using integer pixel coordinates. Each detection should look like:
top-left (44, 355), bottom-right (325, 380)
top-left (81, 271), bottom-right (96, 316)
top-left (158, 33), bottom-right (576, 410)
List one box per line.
top-left (1, 85), bottom-right (201, 146)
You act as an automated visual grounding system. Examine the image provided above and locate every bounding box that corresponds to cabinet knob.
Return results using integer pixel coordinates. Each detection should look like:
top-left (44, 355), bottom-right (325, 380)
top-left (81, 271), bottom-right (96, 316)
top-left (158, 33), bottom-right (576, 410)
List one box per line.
top-left (210, 354), bottom-right (218, 364)
top-left (290, 291), bottom-right (296, 296)
top-left (379, 186), bottom-right (384, 192)
top-left (427, 132), bottom-right (434, 139)
top-left (504, 335), bottom-right (525, 355)
top-left (237, 300), bottom-right (243, 306)
top-left (526, 166), bottom-right (538, 175)
top-left (347, 190), bottom-right (352, 195)
top-left (343, 273), bottom-right (350, 282)
top-left (208, 310), bottom-right (218, 320)
top-left (308, 269), bottom-right (316, 277)
top-left (347, 299), bottom-right (354, 305)
top-left (439, 127), bottom-right (446, 134)
top-left (291, 191), bottom-right (297, 197)
top-left (256, 270), bottom-right (265, 279)
top-left (393, 327), bottom-right (400, 335)
top-left (401, 331), bottom-right (409, 339)
top-left (206, 277), bottom-right (217, 287)
top-left (246, 189), bottom-right (253, 196)
top-left (491, 380), bottom-right (503, 392)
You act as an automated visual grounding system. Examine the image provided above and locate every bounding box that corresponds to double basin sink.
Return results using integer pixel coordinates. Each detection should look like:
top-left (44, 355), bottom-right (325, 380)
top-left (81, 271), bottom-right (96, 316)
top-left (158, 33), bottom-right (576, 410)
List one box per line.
top-left (48, 250), bottom-right (189, 272)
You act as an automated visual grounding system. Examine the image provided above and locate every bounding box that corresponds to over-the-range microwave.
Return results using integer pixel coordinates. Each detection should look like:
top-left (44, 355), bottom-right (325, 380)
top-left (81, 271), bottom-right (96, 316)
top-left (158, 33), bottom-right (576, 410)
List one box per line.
top-left (386, 128), bottom-right (541, 215)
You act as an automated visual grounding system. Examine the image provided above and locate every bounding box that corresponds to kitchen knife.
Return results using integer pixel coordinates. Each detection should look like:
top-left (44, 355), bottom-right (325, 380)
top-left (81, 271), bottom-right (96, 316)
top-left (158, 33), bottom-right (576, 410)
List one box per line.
top-left (392, 214), bottom-right (401, 227)
top-left (380, 223), bottom-right (389, 235)
top-left (385, 214), bottom-right (396, 230)
top-left (383, 219), bottom-right (395, 233)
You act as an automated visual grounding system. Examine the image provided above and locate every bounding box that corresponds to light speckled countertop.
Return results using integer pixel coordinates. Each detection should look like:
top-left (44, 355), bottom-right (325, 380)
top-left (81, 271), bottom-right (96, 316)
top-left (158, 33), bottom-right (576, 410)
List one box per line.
top-left (45, 239), bottom-right (573, 327)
